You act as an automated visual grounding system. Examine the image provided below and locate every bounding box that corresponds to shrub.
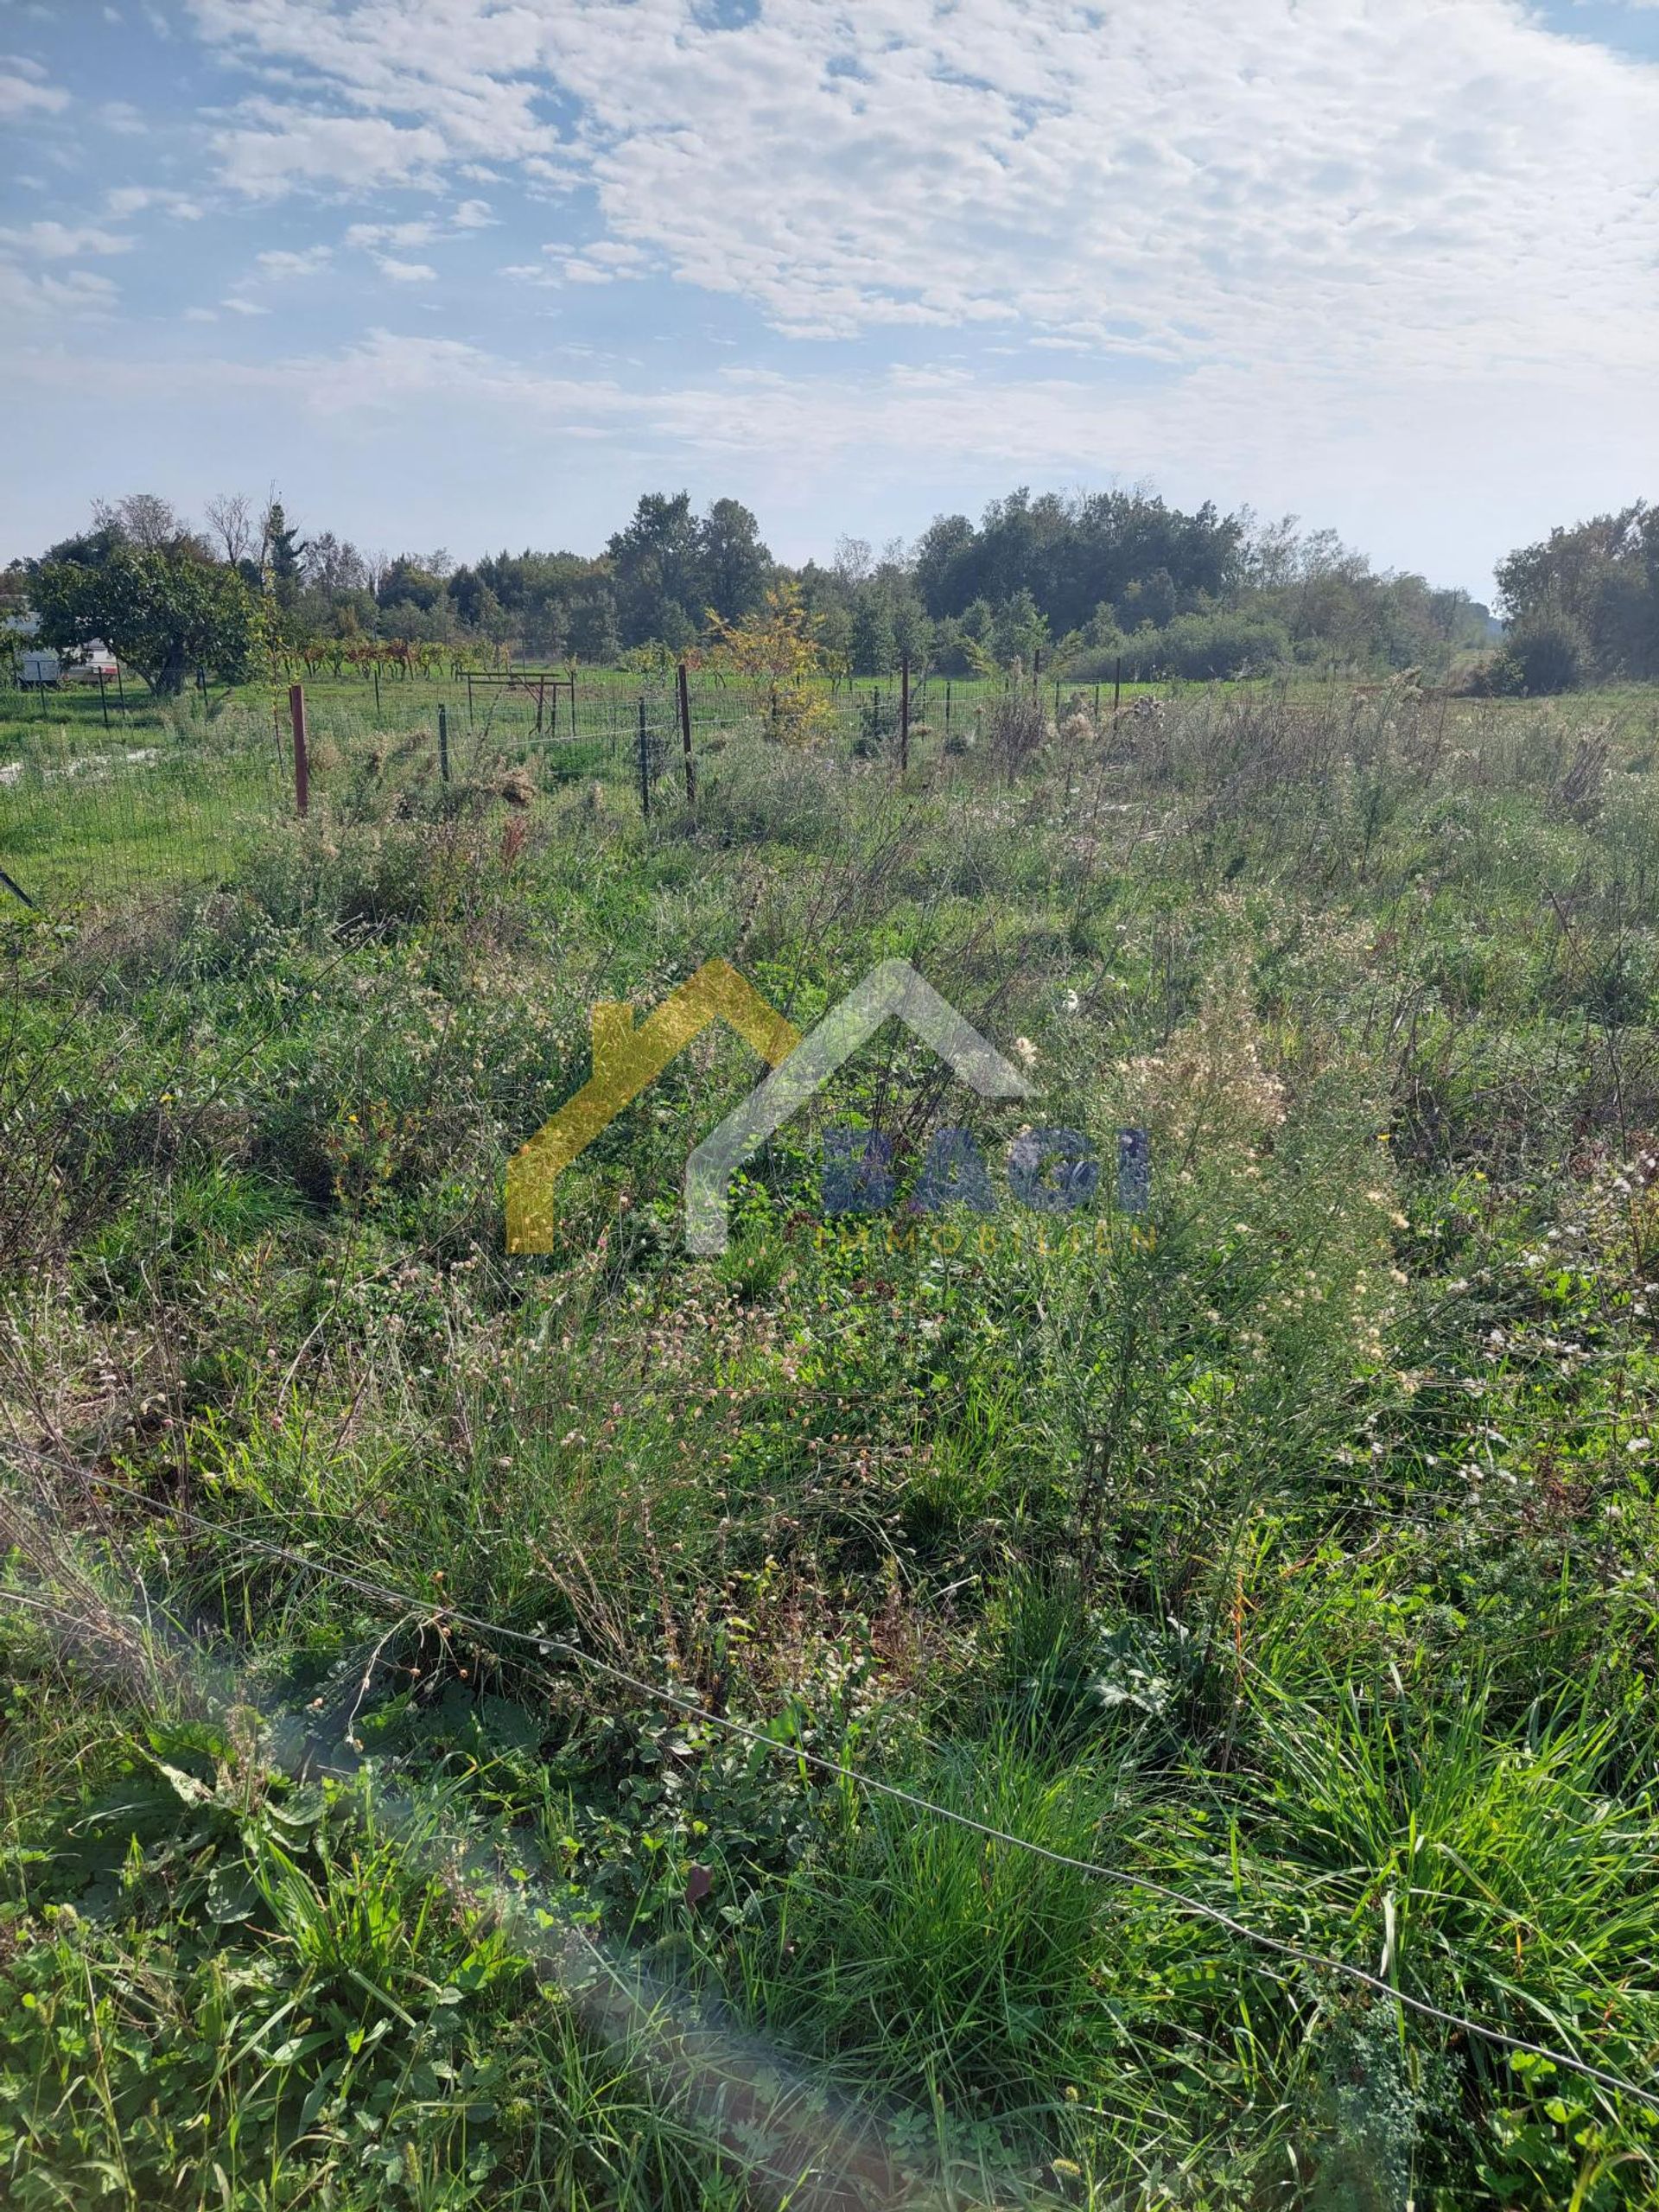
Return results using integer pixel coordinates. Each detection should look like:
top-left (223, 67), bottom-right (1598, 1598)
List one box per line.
top-left (1488, 609), bottom-right (1592, 696)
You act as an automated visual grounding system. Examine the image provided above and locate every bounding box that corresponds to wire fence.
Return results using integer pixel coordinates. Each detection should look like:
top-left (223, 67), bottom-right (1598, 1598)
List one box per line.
top-left (0, 662), bottom-right (1135, 912)
top-left (7, 1456), bottom-right (1654, 2114)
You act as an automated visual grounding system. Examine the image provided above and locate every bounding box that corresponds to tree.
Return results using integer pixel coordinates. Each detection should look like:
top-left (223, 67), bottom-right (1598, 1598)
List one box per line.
top-left (699, 498), bottom-right (772, 625)
top-left (566, 584), bottom-right (620, 664)
top-left (205, 493), bottom-right (256, 569)
top-left (912, 512), bottom-right (976, 618)
top-left (1493, 609), bottom-right (1591, 696)
top-left (1497, 504), bottom-right (1659, 681)
top-left (260, 496), bottom-right (307, 603)
top-left (989, 588), bottom-right (1049, 668)
top-left (849, 589), bottom-right (896, 675)
top-left (376, 556), bottom-right (447, 613)
top-left (891, 593), bottom-right (932, 668)
top-left (302, 531), bottom-right (368, 595)
top-left (92, 492), bottom-right (194, 553)
top-left (30, 543), bottom-right (258, 696)
top-left (706, 580), bottom-right (829, 742)
top-left (606, 491), bottom-right (702, 646)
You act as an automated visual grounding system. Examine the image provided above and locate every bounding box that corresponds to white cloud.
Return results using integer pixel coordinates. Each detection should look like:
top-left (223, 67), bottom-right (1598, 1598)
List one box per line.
top-left (106, 186), bottom-right (205, 219)
top-left (344, 217), bottom-right (435, 248)
top-left (221, 296), bottom-right (272, 315)
top-left (452, 196), bottom-right (494, 227)
top-left (179, 0), bottom-right (1659, 383)
top-left (0, 221), bottom-right (134, 258)
top-left (0, 263), bottom-right (120, 320)
top-left (376, 255), bottom-right (436, 281)
top-left (256, 244), bottom-right (333, 276)
top-left (0, 56), bottom-right (69, 120)
top-left (100, 100), bottom-right (149, 135)
top-left (212, 105), bottom-right (449, 196)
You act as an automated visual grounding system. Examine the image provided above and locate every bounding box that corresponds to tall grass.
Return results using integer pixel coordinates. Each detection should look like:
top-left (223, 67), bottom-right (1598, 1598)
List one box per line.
top-left (5, 683), bottom-right (1659, 2207)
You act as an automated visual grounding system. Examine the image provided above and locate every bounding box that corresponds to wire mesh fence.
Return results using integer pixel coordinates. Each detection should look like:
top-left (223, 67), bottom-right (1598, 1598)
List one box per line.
top-left (0, 662), bottom-right (1133, 911)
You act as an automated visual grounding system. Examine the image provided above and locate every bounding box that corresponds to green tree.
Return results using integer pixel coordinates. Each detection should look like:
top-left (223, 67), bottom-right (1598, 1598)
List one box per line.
top-left (1497, 503), bottom-right (1659, 681)
top-left (260, 499), bottom-right (306, 590)
top-left (699, 498), bottom-right (772, 625)
top-left (849, 589), bottom-right (896, 675)
top-left (30, 544), bottom-right (258, 696)
top-left (566, 584), bottom-right (621, 664)
top-left (1493, 609), bottom-right (1591, 696)
top-left (891, 593), bottom-right (932, 668)
top-left (606, 491), bottom-right (702, 646)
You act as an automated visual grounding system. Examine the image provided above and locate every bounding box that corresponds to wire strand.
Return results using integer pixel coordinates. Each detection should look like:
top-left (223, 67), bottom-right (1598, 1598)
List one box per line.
top-left (19, 1463), bottom-right (1655, 2112)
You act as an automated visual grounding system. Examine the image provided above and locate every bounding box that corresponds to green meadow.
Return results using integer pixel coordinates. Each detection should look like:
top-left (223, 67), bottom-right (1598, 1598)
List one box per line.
top-left (4, 674), bottom-right (1659, 2208)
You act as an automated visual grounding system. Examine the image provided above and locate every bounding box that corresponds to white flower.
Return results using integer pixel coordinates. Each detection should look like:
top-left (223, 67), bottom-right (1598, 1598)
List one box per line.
top-left (1628, 1436), bottom-right (1650, 1454)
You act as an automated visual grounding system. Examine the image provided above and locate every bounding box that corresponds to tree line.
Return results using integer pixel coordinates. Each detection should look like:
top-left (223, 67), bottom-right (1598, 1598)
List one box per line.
top-left (6, 483), bottom-right (1654, 699)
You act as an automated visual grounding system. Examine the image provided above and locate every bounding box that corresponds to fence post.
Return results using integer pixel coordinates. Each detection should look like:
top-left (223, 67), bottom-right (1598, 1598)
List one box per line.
top-left (289, 683), bottom-right (309, 817)
top-left (466, 669), bottom-right (474, 729)
top-left (677, 659), bottom-right (696, 804)
top-left (97, 668), bottom-right (110, 731)
top-left (1113, 655), bottom-right (1122, 718)
top-left (637, 696), bottom-right (651, 819)
top-left (372, 661), bottom-right (381, 718)
top-left (114, 661), bottom-right (126, 715)
top-left (899, 652), bottom-right (910, 773)
top-left (438, 702), bottom-right (449, 783)
top-left (944, 680), bottom-right (952, 740)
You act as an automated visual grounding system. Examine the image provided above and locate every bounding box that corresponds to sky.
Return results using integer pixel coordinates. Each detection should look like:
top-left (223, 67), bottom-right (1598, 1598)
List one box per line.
top-left (3, 0), bottom-right (1657, 600)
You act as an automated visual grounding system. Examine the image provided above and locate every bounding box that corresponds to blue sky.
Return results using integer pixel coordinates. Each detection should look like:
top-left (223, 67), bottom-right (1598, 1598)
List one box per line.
top-left (3, 0), bottom-right (1657, 598)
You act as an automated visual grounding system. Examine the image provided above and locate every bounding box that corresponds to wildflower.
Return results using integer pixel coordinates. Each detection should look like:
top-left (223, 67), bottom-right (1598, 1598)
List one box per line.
top-left (1628, 1436), bottom-right (1651, 1454)
top-left (1013, 1036), bottom-right (1039, 1068)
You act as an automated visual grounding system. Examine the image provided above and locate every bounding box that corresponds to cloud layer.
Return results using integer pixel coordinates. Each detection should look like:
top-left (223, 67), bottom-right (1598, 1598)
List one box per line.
top-left (182, 0), bottom-right (1659, 379)
top-left (3, 2), bottom-right (1657, 584)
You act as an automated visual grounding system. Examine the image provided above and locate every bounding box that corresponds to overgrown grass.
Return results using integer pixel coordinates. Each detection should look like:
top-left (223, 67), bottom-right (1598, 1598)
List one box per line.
top-left (5, 682), bottom-right (1659, 2207)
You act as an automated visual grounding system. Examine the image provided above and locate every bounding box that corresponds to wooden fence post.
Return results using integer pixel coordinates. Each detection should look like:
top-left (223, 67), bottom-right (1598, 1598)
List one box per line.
top-left (289, 683), bottom-right (309, 817)
top-left (677, 660), bottom-right (696, 804)
top-left (899, 652), bottom-right (910, 772)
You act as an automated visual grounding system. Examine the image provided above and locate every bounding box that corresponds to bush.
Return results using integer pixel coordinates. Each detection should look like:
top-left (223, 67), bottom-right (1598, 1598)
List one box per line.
top-left (1489, 609), bottom-right (1592, 696)
top-left (1065, 612), bottom-right (1291, 683)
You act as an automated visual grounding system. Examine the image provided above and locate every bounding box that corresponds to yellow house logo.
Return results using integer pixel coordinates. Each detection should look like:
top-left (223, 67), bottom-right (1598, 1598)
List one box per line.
top-left (506, 959), bottom-right (801, 1252)
top-left (505, 957), bottom-right (1033, 1254)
